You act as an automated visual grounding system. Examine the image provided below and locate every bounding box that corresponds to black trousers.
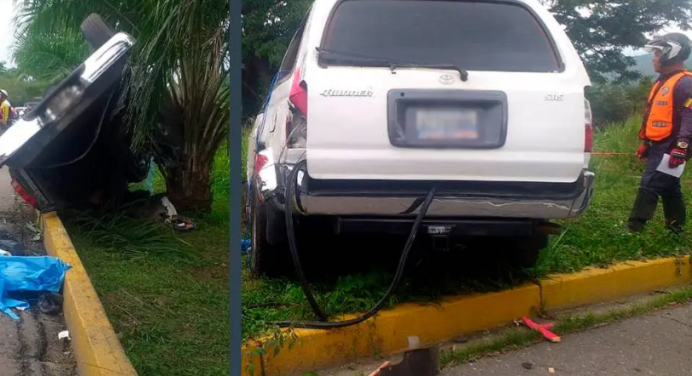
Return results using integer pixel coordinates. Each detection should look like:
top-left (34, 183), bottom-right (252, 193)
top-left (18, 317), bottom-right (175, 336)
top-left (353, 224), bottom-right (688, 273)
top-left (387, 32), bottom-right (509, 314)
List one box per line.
top-left (627, 149), bottom-right (686, 232)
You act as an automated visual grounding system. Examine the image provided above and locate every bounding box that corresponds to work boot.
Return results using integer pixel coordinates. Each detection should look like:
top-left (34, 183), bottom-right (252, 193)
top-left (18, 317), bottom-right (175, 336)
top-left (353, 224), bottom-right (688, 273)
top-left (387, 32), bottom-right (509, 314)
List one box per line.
top-left (663, 195), bottom-right (686, 235)
top-left (627, 188), bottom-right (659, 233)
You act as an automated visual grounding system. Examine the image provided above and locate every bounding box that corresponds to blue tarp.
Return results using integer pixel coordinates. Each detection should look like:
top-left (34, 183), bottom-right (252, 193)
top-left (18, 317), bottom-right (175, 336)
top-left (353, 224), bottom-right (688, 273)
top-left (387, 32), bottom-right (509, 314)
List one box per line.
top-left (0, 256), bottom-right (71, 320)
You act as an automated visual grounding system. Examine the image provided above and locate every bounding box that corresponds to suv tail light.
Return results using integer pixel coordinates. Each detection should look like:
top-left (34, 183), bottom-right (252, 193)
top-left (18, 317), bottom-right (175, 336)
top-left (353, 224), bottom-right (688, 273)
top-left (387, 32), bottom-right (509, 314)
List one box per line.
top-left (253, 153), bottom-right (269, 202)
top-left (584, 98), bottom-right (593, 153)
top-left (11, 178), bottom-right (37, 207)
top-left (286, 68), bottom-right (308, 148)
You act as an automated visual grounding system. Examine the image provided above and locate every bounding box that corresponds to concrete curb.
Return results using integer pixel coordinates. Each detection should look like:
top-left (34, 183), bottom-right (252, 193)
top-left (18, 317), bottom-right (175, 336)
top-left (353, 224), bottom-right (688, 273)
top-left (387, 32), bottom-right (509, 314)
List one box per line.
top-left (41, 212), bottom-right (138, 376)
top-left (242, 256), bottom-right (692, 376)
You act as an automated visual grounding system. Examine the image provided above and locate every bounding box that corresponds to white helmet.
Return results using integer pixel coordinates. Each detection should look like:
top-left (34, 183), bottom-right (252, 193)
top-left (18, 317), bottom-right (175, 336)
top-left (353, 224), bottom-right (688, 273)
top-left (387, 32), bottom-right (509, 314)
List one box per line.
top-left (0, 90), bottom-right (8, 98)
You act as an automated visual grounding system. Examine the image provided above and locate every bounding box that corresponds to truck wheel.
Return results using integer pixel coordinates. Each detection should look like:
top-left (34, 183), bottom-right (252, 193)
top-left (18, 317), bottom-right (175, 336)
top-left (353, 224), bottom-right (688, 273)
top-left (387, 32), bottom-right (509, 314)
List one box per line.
top-left (250, 194), bottom-right (289, 278)
top-left (81, 14), bottom-right (116, 50)
top-left (506, 233), bottom-right (549, 269)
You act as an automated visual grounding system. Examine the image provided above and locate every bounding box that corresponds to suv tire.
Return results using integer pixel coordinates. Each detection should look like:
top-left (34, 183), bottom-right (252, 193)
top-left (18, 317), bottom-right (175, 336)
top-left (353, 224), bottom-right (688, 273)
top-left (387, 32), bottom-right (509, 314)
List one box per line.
top-left (250, 192), bottom-right (290, 278)
top-left (506, 233), bottom-right (549, 269)
top-left (81, 14), bottom-right (116, 50)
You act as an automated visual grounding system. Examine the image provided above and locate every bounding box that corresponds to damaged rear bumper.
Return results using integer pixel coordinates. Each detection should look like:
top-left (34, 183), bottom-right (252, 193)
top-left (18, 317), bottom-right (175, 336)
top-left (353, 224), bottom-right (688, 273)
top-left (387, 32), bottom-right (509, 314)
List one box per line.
top-left (253, 149), bottom-right (595, 220)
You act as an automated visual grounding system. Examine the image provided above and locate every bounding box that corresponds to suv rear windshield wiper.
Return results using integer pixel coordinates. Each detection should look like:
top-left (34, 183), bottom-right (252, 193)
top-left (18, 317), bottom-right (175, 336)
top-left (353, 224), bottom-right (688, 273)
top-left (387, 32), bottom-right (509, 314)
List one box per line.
top-left (316, 47), bottom-right (469, 82)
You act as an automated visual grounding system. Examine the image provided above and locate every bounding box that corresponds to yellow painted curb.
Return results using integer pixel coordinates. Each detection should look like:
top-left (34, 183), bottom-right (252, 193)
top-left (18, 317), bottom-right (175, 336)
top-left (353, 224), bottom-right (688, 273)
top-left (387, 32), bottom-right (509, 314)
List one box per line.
top-left (540, 257), bottom-right (692, 310)
top-left (41, 212), bottom-right (138, 376)
top-left (242, 283), bottom-right (542, 376)
top-left (242, 256), bottom-right (692, 376)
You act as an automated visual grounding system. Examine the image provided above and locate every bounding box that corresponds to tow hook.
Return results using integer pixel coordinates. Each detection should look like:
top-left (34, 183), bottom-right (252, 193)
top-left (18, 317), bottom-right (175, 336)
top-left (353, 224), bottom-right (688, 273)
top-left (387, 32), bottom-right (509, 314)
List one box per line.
top-left (426, 225), bottom-right (453, 252)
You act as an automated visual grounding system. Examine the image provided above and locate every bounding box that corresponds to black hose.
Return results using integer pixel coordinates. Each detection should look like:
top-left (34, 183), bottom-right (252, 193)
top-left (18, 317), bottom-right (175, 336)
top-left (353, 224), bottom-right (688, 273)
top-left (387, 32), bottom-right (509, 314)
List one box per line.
top-left (283, 160), bottom-right (329, 321)
top-left (276, 160), bottom-right (437, 329)
top-left (39, 89), bottom-right (117, 169)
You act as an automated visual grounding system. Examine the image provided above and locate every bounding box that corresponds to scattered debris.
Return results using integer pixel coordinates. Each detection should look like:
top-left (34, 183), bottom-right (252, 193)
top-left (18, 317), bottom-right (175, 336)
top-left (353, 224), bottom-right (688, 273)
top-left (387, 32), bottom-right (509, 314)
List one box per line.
top-left (38, 292), bottom-right (64, 315)
top-left (379, 347), bottom-right (439, 376)
top-left (58, 330), bottom-right (70, 341)
top-left (25, 222), bottom-right (42, 242)
top-left (548, 367), bottom-right (556, 373)
top-left (0, 237), bottom-right (25, 256)
top-left (165, 214), bottom-right (197, 232)
top-left (25, 222), bottom-right (38, 234)
top-left (522, 316), bottom-right (561, 343)
top-left (0, 256), bottom-right (71, 320)
top-left (453, 336), bottom-right (469, 344)
top-left (522, 362), bottom-right (534, 370)
top-left (368, 361), bottom-right (392, 376)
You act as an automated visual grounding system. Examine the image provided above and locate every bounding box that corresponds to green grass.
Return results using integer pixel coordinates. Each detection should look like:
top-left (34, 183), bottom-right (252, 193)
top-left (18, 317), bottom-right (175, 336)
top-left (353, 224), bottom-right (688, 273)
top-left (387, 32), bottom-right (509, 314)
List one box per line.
top-left (241, 116), bottom-right (692, 341)
top-left (66, 144), bottom-right (232, 376)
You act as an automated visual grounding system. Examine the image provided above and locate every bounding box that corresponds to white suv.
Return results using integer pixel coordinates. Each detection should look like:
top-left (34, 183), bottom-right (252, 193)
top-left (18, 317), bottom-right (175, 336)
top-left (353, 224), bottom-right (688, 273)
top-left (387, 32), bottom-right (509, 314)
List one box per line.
top-left (247, 0), bottom-right (595, 276)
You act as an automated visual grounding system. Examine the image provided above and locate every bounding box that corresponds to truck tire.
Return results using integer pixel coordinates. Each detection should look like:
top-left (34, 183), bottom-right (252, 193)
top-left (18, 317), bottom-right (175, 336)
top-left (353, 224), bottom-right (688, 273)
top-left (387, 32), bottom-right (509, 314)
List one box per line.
top-left (250, 193), bottom-right (290, 278)
top-left (81, 14), bottom-right (116, 50)
top-left (507, 233), bottom-right (549, 269)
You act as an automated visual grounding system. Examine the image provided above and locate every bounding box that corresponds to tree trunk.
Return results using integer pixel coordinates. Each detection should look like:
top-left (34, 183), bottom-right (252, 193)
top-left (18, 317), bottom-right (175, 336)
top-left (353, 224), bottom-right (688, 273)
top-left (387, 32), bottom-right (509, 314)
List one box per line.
top-left (165, 154), bottom-right (213, 213)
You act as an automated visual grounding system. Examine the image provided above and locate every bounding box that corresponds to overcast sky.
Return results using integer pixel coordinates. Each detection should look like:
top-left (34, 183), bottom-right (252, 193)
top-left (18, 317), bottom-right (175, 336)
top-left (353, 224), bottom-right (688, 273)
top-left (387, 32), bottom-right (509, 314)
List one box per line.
top-left (624, 25), bottom-right (692, 56)
top-left (0, 0), bottom-right (18, 66)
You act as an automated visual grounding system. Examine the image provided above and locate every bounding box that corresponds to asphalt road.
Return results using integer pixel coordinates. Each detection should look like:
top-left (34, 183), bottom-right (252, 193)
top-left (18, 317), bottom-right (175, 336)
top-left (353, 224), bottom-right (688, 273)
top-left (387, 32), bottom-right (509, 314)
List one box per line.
top-left (441, 303), bottom-right (692, 376)
top-left (0, 167), bottom-right (76, 376)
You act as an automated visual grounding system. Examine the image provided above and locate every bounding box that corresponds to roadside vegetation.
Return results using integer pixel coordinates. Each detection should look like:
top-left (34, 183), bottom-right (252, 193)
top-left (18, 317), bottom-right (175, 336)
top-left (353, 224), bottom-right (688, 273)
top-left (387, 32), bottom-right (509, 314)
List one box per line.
top-left (64, 145), bottom-right (230, 376)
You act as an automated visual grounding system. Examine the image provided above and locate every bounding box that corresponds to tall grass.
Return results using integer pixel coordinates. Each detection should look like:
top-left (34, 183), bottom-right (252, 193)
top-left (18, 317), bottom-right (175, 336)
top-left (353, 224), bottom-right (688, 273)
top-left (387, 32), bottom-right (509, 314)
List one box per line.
top-left (68, 212), bottom-right (197, 261)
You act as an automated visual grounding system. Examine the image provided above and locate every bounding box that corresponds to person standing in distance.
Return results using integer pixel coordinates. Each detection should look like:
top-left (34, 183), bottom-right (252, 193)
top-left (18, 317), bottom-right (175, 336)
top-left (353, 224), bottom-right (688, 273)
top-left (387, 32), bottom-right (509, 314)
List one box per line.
top-left (628, 33), bottom-right (692, 234)
top-left (0, 90), bottom-right (10, 131)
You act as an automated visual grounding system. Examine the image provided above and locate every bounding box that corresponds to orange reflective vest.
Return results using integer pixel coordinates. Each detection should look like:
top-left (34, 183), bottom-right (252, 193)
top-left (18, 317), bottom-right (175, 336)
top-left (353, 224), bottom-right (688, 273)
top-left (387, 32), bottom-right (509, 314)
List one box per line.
top-left (642, 70), bottom-right (692, 141)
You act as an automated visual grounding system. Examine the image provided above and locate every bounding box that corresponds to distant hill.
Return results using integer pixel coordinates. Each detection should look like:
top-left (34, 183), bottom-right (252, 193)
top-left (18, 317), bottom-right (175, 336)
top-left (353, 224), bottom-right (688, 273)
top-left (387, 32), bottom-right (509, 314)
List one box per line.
top-left (630, 54), bottom-right (655, 78)
top-left (628, 53), bottom-right (692, 79)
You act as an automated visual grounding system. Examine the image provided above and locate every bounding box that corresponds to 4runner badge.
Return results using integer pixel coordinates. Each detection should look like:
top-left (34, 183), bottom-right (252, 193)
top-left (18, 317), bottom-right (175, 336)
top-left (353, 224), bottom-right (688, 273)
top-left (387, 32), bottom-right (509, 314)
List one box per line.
top-left (319, 88), bottom-right (373, 97)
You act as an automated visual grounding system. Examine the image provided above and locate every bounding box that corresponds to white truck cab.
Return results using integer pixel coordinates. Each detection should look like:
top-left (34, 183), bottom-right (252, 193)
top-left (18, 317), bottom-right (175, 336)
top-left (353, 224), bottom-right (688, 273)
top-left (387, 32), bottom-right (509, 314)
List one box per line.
top-left (247, 0), bottom-right (595, 277)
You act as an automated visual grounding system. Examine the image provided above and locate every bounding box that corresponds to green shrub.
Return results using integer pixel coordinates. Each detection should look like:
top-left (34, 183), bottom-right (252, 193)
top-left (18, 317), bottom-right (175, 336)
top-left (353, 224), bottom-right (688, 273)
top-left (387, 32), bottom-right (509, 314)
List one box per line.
top-left (587, 77), bottom-right (653, 129)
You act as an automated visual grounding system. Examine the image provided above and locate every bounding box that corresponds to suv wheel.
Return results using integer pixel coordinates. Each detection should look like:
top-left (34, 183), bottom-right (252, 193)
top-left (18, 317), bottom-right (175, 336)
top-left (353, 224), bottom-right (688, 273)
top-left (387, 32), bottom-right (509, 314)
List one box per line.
top-left (81, 14), bottom-right (116, 50)
top-left (250, 193), bottom-right (289, 278)
top-left (505, 233), bottom-right (549, 269)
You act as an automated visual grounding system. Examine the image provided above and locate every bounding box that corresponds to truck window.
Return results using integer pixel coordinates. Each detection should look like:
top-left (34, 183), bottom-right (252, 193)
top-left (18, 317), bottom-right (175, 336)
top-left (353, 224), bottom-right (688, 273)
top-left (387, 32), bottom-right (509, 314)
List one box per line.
top-left (321, 0), bottom-right (561, 73)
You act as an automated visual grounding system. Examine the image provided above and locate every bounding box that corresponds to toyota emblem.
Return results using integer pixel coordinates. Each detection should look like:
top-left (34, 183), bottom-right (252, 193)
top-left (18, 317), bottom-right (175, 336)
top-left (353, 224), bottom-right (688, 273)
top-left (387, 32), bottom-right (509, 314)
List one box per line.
top-left (439, 74), bottom-right (455, 85)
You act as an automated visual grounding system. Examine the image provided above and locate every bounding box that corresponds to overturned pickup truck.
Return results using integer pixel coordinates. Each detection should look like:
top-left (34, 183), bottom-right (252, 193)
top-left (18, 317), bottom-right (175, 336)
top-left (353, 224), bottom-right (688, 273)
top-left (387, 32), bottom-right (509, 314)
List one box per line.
top-left (0, 14), bottom-right (188, 227)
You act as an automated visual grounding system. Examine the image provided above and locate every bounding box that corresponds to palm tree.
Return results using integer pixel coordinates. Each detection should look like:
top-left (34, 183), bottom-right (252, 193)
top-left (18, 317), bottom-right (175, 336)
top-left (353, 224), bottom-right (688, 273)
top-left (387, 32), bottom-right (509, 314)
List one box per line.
top-left (13, 0), bottom-right (230, 212)
top-left (13, 24), bottom-right (90, 84)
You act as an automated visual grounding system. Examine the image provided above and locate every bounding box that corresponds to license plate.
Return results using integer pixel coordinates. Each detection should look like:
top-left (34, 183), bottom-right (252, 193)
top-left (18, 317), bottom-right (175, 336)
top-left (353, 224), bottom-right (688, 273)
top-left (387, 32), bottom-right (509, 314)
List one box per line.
top-left (415, 109), bottom-right (479, 140)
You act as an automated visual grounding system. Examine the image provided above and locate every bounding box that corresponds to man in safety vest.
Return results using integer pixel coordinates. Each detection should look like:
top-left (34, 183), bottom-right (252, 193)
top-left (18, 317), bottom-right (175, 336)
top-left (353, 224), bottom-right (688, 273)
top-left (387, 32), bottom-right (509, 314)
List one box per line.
top-left (628, 33), bottom-right (692, 234)
top-left (0, 90), bottom-right (10, 130)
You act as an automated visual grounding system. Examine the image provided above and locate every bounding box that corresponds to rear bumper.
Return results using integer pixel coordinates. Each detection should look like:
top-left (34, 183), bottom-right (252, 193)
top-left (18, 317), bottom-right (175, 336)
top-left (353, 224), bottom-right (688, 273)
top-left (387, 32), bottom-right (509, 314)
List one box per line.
top-left (253, 149), bottom-right (595, 220)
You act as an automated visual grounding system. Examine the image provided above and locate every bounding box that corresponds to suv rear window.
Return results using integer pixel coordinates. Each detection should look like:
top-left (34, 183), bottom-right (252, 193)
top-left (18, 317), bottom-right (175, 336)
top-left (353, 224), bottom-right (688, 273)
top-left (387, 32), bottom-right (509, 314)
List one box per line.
top-left (321, 0), bottom-right (561, 73)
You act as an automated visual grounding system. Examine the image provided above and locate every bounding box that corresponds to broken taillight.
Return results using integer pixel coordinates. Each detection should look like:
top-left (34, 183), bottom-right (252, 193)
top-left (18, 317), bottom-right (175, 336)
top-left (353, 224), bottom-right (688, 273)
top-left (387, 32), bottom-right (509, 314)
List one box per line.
top-left (11, 178), bottom-right (37, 207)
top-left (584, 98), bottom-right (593, 153)
top-left (286, 68), bottom-right (308, 148)
top-left (289, 68), bottom-right (308, 116)
top-left (254, 153), bottom-right (269, 176)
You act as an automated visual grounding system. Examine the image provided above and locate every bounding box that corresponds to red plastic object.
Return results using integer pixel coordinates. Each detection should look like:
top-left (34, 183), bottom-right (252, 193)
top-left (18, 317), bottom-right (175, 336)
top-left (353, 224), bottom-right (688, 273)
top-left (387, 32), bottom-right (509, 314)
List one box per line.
top-left (368, 361), bottom-right (391, 376)
top-left (522, 316), bottom-right (561, 343)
